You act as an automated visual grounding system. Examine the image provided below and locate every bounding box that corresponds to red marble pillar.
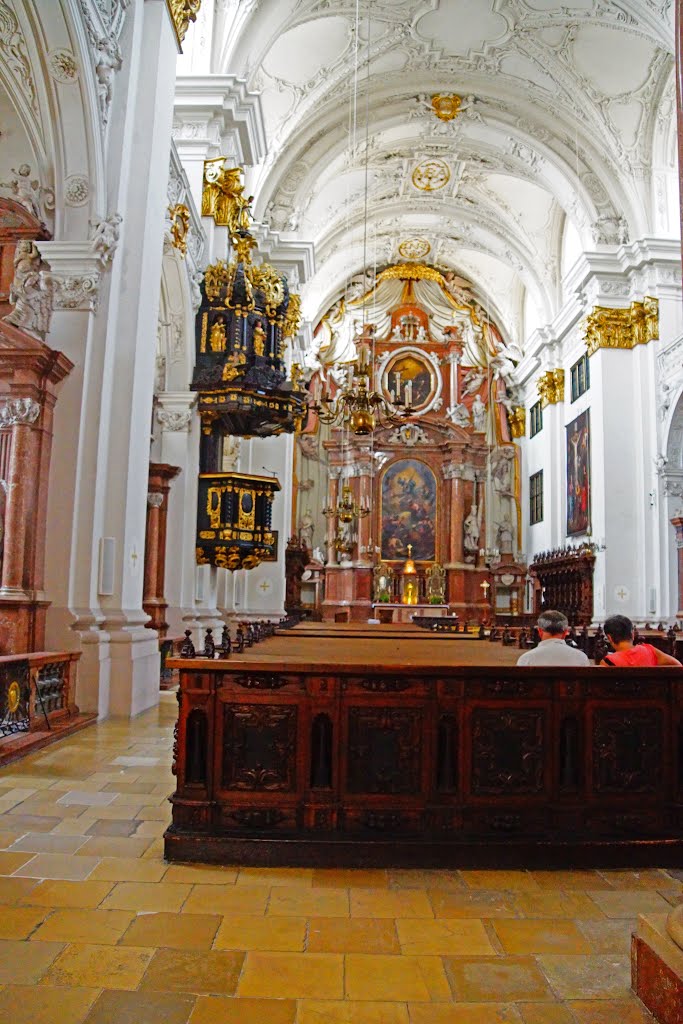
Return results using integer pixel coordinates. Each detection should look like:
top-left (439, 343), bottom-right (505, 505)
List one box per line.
top-left (143, 463), bottom-right (180, 638)
top-left (671, 516), bottom-right (683, 618)
top-left (447, 469), bottom-right (465, 564)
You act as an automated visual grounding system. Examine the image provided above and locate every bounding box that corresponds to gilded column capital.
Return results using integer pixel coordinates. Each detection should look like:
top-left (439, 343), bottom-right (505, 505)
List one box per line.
top-left (584, 297), bottom-right (659, 356)
top-left (537, 370), bottom-right (564, 408)
top-left (166, 0), bottom-right (201, 49)
top-left (509, 406), bottom-right (525, 438)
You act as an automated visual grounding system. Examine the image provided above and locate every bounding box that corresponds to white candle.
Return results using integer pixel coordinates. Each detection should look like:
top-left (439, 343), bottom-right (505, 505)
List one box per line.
top-left (405, 380), bottom-right (413, 406)
top-left (394, 371), bottom-right (402, 394)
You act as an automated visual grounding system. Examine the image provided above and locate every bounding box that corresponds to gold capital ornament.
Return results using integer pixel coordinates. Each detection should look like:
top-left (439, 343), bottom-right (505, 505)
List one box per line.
top-left (584, 297), bottom-right (659, 356)
top-left (537, 369), bottom-right (564, 408)
top-left (166, 0), bottom-right (201, 48)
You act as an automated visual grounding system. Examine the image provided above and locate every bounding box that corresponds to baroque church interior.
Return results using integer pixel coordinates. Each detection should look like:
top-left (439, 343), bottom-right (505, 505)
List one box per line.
top-left (2, 0), bottom-right (683, 1021)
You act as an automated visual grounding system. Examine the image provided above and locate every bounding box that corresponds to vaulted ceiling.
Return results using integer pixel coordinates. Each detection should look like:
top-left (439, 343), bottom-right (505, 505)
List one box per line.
top-left (191, 0), bottom-right (678, 346)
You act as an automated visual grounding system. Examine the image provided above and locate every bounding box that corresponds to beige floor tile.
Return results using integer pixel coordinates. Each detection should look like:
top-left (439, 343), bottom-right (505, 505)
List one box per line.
top-left (512, 892), bottom-right (603, 919)
top-left (349, 888), bottom-right (433, 919)
top-left (429, 889), bottom-right (517, 919)
top-left (76, 836), bottom-right (152, 858)
top-left (237, 951), bottom-right (344, 999)
top-left (0, 830), bottom-right (29, 850)
top-left (18, 879), bottom-right (114, 908)
top-left (389, 869), bottom-right (465, 891)
top-left (597, 869), bottom-right (681, 890)
top-left (236, 867), bottom-right (313, 887)
top-left (492, 919), bottom-right (593, 955)
top-left (409, 1006), bottom-right (521, 1024)
top-left (31, 907), bottom-right (134, 944)
top-left (213, 914), bottom-right (305, 951)
top-left (1, 815), bottom-right (62, 832)
top-left (88, 856), bottom-right (167, 883)
top-left (0, 875), bottom-right (41, 903)
top-left (397, 918), bottom-right (495, 955)
top-left (568, 998), bottom-right (657, 1023)
top-left (163, 864), bottom-right (238, 885)
top-left (131, 820), bottom-right (167, 838)
top-left (517, 1005), bottom-right (574, 1024)
top-left (0, 984), bottom-right (99, 1024)
top-left (182, 884), bottom-right (269, 916)
top-left (576, 917), bottom-right (637, 953)
top-left (311, 869), bottom-right (389, 889)
top-left (50, 820), bottom-right (98, 836)
top-left (0, 851), bottom-right (34, 875)
top-left (41, 941), bottom-right (154, 989)
top-left (189, 995), bottom-right (296, 1024)
top-left (139, 947), bottom-right (244, 995)
top-left (82, 989), bottom-right (196, 1024)
top-left (13, 853), bottom-right (101, 880)
top-left (413, 955), bottom-right (452, 1000)
top-left (0, 905), bottom-right (49, 938)
top-left (445, 955), bottom-right (555, 1002)
top-left (307, 917), bottom-right (399, 954)
top-left (142, 839), bottom-right (165, 859)
top-left (533, 871), bottom-right (615, 891)
top-left (587, 890), bottom-right (673, 918)
top-left (298, 1001), bottom-right (409, 1023)
top-left (121, 911), bottom-right (221, 949)
top-left (134, 804), bottom-right (171, 821)
top-left (0, 939), bottom-right (65, 984)
top-left (536, 954), bottom-right (632, 999)
top-left (268, 886), bottom-right (349, 918)
top-left (460, 871), bottom-right (540, 892)
top-left (8, 833), bottom-right (89, 855)
top-left (345, 953), bottom-right (438, 1001)
top-left (100, 881), bottom-right (191, 913)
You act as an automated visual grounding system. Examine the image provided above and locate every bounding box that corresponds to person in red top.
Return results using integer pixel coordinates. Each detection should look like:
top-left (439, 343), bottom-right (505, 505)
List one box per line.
top-left (599, 615), bottom-right (682, 667)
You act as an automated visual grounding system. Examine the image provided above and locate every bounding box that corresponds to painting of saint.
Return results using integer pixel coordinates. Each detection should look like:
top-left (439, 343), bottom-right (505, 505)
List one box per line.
top-left (384, 352), bottom-right (436, 411)
top-left (566, 410), bottom-right (590, 535)
top-left (380, 459), bottom-right (437, 561)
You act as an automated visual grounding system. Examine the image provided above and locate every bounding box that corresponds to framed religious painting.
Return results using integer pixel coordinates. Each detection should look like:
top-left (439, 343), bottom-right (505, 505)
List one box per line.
top-left (380, 458), bottom-right (437, 561)
top-left (566, 410), bottom-right (590, 535)
top-left (380, 347), bottom-right (442, 414)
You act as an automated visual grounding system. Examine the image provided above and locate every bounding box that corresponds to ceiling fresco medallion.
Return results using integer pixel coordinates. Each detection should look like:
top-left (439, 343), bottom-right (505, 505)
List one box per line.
top-left (398, 238), bottom-right (431, 260)
top-left (412, 159), bottom-right (450, 192)
top-left (431, 94), bottom-right (461, 122)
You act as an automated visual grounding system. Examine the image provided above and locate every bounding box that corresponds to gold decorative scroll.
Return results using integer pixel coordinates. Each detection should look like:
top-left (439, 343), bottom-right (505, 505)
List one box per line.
top-left (166, 0), bottom-right (201, 48)
top-left (168, 203), bottom-right (190, 256)
top-left (375, 263), bottom-right (444, 286)
top-left (537, 369), bottom-right (565, 408)
top-left (508, 406), bottom-right (526, 438)
top-left (201, 159), bottom-right (253, 234)
top-left (398, 238), bottom-right (431, 260)
top-left (282, 293), bottom-right (302, 338)
top-left (584, 297), bottom-right (659, 356)
top-left (203, 260), bottom-right (229, 302)
top-left (431, 94), bottom-right (461, 122)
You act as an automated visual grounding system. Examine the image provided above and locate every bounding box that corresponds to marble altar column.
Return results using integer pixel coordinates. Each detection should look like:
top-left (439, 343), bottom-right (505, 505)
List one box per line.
top-left (143, 463), bottom-right (181, 638)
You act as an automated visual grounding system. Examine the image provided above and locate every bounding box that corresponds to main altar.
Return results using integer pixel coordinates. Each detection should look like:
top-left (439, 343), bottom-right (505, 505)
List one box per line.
top-left (293, 263), bottom-right (525, 621)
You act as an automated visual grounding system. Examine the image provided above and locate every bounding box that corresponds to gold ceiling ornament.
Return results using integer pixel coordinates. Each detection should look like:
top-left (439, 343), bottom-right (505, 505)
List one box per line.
top-left (166, 0), bottom-right (201, 48)
top-left (398, 238), bottom-right (431, 260)
top-left (168, 203), bottom-right (190, 257)
top-left (537, 369), bottom-right (565, 408)
top-left (412, 158), bottom-right (451, 192)
top-left (201, 159), bottom-right (253, 234)
top-left (431, 94), bottom-right (462, 122)
top-left (584, 297), bottom-right (659, 357)
top-left (508, 406), bottom-right (526, 438)
top-left (376, 262), bottom-right (444, 285)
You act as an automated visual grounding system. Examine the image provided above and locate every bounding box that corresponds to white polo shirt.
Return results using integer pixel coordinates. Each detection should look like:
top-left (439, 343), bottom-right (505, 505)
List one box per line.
top-left (517, 638), bottom-right (590, 666)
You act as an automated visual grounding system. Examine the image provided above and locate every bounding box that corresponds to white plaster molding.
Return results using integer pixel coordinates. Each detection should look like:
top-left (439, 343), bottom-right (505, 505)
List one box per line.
top-left (34, 241), bottom-right (102, 313)
top-left (167, 141), bottom-right (206, 273)
top-left (90, 212), bottom-right (122, 267)
top-left (0, 1), bottom-right (37, 113)
top-left (0, 397), bottom-right (40, 427)
top-left (76, 0), bottom-right (127, 131)
top-left (156, 391), bottom-right (197, 432)
top-left (250, 220), bottom-right (316, 285)
top-left (174, 75), bottom-right (267, 166)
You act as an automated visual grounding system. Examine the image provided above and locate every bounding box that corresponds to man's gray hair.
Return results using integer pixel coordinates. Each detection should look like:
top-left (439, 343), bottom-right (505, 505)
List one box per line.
top-left (537, 610), bottom-right (569, 635)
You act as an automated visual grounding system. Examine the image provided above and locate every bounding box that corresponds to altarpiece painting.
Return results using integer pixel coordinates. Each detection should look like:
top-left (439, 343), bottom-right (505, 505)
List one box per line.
top-left (380, 459), bottom-right (437, 561)
top-left (566, 409), bottom-right (590, 535)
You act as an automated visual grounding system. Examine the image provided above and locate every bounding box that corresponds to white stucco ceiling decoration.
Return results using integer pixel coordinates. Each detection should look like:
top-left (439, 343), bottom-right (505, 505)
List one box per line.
top-left (195, 0), bottom-right (678, 351)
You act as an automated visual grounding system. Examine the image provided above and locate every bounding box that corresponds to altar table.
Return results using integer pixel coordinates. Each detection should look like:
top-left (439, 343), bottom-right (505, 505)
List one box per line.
top-left (371, 603), bottom-right (449, 623)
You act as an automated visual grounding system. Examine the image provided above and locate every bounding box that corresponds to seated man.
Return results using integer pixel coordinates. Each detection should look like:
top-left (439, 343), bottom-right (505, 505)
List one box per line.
top-left (599, 614), bottom-right (681, 666)
top-left (517, 610), bottom-right (589, 666)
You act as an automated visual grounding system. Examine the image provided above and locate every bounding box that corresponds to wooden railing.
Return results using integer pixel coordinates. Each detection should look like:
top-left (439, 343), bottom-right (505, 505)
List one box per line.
top-left (0, 652), bottom-right (80, 739)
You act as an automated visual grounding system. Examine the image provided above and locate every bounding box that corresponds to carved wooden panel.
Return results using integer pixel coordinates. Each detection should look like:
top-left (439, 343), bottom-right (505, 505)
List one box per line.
top-left (470, 708), bottom-right (545, 795)
top-left (222, 704), bottom-right (297, 791)
top-left (592, 708), bottom-right (662, 794)
top-left (346, 706), bottom-right (422, 794)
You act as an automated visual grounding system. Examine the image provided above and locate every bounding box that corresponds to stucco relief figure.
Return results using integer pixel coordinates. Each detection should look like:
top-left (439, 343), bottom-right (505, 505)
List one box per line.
top-left (0, 164), bottom-right (42, 218)
top-left (446, 402), bottom-right (471, 428)
top-left (472, 394), bottom-right (487, 432)
top-left (299, 509), bottom-right (314, 552)
top-left (95, 36), bottom-right (123, 126)
top-left (463, 504), bottom-right (481, 562)
top-left (496, 514), bottom-right (514, 554)
top-left (442, 271), bottom-right (474, 306)
top-left (492, 447), bottom-right (515, 497)
top-left (460, 367), bottom-right (486, 397)
top-left (5, 241), bottom-right (52, 338)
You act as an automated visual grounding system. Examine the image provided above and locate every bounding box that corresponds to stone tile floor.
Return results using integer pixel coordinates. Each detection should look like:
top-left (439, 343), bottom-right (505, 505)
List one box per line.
top-left (0, 692), bottom-right (677, 1023)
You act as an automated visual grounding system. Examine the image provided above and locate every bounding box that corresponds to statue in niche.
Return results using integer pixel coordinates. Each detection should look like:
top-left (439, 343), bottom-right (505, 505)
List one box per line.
top-left (492, 447), bottom-right (515, 497)
top-left (463, 503), bottom-right (481, 563)
top-left (252, 320), bottom-right (266, 357)
top-left (312, 545), bottom-right (325, 565)
top-left (209, 318), bottom-right (227, 352)
top-left (299, 509), bottom-right (314, 553)
top-left (391, 322), bottom-right (403, 342)
top-left (415, 324), bottom-right (428, 343)
top-left (472, 394), bottom-right (487, 432)
top-left (496, 514), bottom-right (514, 554)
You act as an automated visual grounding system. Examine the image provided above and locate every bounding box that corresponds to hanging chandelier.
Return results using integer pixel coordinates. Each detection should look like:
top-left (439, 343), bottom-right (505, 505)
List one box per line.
top-left (310, 344), bottom-right (415, 436)
top-left (322, 483), bottom-right (371, 523)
